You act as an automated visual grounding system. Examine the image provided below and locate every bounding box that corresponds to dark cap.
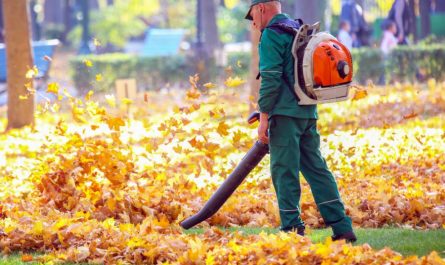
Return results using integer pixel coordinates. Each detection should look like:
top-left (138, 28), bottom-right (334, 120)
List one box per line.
top-left (245, 0), bottom-right (280, 20)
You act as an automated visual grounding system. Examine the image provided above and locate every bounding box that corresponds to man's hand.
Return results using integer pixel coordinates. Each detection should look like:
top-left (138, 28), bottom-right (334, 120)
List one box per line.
top-left (258, 112), bottom-right (269, 144)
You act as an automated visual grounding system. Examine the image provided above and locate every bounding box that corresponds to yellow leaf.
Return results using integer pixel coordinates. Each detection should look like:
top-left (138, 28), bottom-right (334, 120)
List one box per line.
top-left (217, 121), bottom-right (230, 136)
top-left (224, 0), bottom-right (240, 9)
top-left (224, 76), bottom-right (246, 88)
top-left (19, 95), bottom-right (28, 100)
top-left (96, 74), bottom-right (103, 81)
top-left (21, 254), bottom-right (33, 262)
top-left (47, 82), bottom-right (59, 94)
top-left (153, 215), bottom-right (170, 228)
top-left (204, 82), bottom-right (217, 89)
top-left (186, 88), bottom-right (201, 100)
top-left (93, 38), bottom-right (101, 47)
top-left (83, 59), bottom-right (93, 68)
top-left (50, 103), bottom-right (60, 113)
top-left (105, 94), bottom-right (116, 107)
top-left (102, 218), bottom-right (115, 230)
top-left (32, 221), bottom-right (44, 235)
top-left (121, 98), bottom-right (133, 105)
top-left (25, 66), bottom-right (38, 79)
top-left (105, 116), bottom-right (125, 131)
top-left (85, 90), bottom-right (94, 101)
top-left (352, 88), bottom-right (368, 101)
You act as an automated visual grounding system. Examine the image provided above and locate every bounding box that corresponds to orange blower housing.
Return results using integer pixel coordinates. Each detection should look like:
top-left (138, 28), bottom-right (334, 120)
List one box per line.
top-left (312, 40), bottom-right (353, 88)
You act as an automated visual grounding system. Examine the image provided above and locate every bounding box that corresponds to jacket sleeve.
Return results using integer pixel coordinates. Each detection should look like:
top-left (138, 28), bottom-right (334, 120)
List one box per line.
top-left (258, 29), bottom-right (285, 114)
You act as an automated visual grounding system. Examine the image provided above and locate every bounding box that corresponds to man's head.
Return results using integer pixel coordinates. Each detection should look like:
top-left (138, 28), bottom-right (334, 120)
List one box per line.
top-left (245, 0), bottom-right (282, 31)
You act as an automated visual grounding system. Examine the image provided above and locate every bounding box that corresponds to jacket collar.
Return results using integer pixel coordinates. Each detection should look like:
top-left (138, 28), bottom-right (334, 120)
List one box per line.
top-left (262, 13), bottom-right (290, 32)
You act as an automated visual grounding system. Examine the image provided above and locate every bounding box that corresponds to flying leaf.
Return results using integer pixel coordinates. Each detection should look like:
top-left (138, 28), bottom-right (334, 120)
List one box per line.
top-left (47, 82), bottom-right (59, 94)
top-left (105, 94), bottom-right (116, 107)
top-left (25, 66), bottom-right (38, 79)
top-left (217, 121), bottom-right (230, 136)
top-left (204, 83), bottom-right (217, 89)
top-left (224, 76), bottom-right (246, 88)
top-left (83, 59), bottom-right (93, 68)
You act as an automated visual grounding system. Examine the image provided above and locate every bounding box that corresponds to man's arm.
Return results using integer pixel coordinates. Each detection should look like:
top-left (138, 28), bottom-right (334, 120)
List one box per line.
top-left (257, 29), bottom-right (285, 144)
top-left (258, 29), bottom-right (285, 115)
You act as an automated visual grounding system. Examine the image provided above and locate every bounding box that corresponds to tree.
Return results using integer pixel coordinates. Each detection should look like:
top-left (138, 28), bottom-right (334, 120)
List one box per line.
top-left (195, 0), bottom-right (221, 83)
top-left (249, 27), bottom-right (261, 114)
top-left (419, 0), bottom-right (431, 39)
top-left (293, 0), bottom-right (326, 24)
top-left (44, 0), bottom-right (64, 24)
top-left (3, 0), bottom-right (35, 130)
top-left (201, 0), bottom-right (221, 54)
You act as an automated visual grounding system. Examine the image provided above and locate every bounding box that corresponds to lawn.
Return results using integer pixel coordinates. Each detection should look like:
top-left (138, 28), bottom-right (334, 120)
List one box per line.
top-left (1, 228), bottom-right (443, 264)
top-left (186, 227), bottom-right (445, 258)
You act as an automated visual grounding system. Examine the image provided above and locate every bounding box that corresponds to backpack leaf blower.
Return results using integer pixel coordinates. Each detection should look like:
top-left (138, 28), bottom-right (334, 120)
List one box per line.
top-left (180, 20), bottom-right (354, 230)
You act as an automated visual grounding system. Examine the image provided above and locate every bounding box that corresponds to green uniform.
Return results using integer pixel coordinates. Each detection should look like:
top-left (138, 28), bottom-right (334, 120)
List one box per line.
top-left (258, 13), bottom-right (353, 235)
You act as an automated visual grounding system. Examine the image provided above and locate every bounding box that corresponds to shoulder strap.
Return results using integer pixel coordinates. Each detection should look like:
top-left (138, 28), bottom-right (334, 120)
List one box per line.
top-left (265, 18), bottom-right (303, 36)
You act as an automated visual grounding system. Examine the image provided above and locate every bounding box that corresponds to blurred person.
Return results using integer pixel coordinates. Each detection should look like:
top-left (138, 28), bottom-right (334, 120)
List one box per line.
top-left (379, 20), bottom-right (398, 85)
top-left (381, 20), bottom-right (398, 55)
top-left (245, 0), bottom-right (357, 242)
top-left (340, 0), bottom-right (371, 47)
top-left (338, 20), bottom-right (353, 50)
top-left (388, 0), bottom-right (414, 44)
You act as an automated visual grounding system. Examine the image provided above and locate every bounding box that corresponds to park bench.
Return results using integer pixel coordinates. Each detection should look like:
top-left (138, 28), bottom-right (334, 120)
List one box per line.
top-left (0, 39), bottom-right (59, 106)
top-left (141, 28), bottom-right (185, 57)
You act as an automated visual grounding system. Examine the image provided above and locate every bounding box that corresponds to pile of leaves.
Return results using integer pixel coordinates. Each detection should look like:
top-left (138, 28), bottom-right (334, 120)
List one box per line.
top-left (0, 77), bottom-right (444, 264)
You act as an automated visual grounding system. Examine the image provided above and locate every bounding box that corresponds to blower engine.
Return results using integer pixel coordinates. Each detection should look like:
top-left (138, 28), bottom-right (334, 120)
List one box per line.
top-left (267, 21), bottom-right (353, 105)
top-left (292, 22), bottom-right (353, 105)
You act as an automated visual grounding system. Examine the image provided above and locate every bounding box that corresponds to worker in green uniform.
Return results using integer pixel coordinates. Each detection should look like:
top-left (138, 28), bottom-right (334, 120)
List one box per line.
top-left (245, 0), bottom-right (357, 242)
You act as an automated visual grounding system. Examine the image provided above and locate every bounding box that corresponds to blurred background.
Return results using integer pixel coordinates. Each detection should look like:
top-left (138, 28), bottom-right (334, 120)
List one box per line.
top-left (0, 0), bottom-right (444, 113)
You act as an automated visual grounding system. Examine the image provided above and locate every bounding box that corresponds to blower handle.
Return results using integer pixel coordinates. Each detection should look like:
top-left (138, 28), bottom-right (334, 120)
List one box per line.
top-left (247, 111), bottom-right (260, 124)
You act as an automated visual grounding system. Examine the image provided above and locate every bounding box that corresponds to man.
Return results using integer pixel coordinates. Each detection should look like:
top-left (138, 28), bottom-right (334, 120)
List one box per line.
top-left (245, 0), bottom-right (357, 242)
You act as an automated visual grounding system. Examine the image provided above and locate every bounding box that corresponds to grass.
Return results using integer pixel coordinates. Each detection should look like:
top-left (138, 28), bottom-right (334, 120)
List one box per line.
top-left (1, 228), bottom-right (443, 264)
top-left (185, 227), bottom-right (445, 258)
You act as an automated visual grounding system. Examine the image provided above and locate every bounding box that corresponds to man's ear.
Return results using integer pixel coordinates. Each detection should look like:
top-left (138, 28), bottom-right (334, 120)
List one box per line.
top-left (258, 3), bottom-right (265, 14)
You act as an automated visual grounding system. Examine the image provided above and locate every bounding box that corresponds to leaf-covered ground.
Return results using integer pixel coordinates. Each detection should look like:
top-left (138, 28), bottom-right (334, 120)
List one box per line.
top-left (0, 78), bottom-right (444, 264)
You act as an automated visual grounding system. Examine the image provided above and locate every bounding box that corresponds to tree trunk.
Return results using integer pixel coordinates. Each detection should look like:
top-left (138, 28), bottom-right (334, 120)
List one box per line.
top-left (0, 0), bottom-right (4, 43)
top-left (44, 0), bottom-right (64, 24)
top-left (195, 0), bottom-right (220, 83)
top-left (249, 27), bottom-right (261, 114)
top-left (61, 0), bottom-right (73, 44)
top-left (4, 0), bottom-right (35, 130)
top-left (436, 0), bottom-right (445, 12)
top-left (160, 0), bottom-right (170, 27)
top-left (201, 0), bottom-right (221, 55)
top-left (89, 0), bottom-right (99, 10)
top-left (293, 0), bottom-right (325, 25)
top-left (281, 0), bottom-right (294, 15)
top-left (29, 0), bottom-right (41, 41)
top-left (420, 0), bottom-right (431, 39)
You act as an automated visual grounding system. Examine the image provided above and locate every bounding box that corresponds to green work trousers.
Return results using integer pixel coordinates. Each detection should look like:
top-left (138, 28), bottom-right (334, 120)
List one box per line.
top-left (268, 115), bottom-right (353, 236)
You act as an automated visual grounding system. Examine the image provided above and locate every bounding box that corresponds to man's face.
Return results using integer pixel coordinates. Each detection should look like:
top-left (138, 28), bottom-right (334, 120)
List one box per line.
top-left (251, 4), bottom-right (265, 31)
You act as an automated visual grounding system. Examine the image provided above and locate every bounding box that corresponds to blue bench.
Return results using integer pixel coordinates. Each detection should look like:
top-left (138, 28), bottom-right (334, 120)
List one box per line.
top-left (0, 39), bottom-right (59, 106)
top-left (141, 29), bottom-right (185, 57)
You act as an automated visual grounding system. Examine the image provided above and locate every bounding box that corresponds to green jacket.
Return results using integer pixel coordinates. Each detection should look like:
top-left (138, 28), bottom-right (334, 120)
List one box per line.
top-left (258, 13), bottom-right (318, 119)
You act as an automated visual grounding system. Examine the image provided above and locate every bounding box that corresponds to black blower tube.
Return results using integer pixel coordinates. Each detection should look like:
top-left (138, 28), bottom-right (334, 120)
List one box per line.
top-left (180, 141), bottom-right (269, 229)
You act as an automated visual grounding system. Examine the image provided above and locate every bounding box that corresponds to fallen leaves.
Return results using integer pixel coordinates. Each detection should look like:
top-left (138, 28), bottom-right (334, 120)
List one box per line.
top-left (0, 80), bottom-right (444, 264)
